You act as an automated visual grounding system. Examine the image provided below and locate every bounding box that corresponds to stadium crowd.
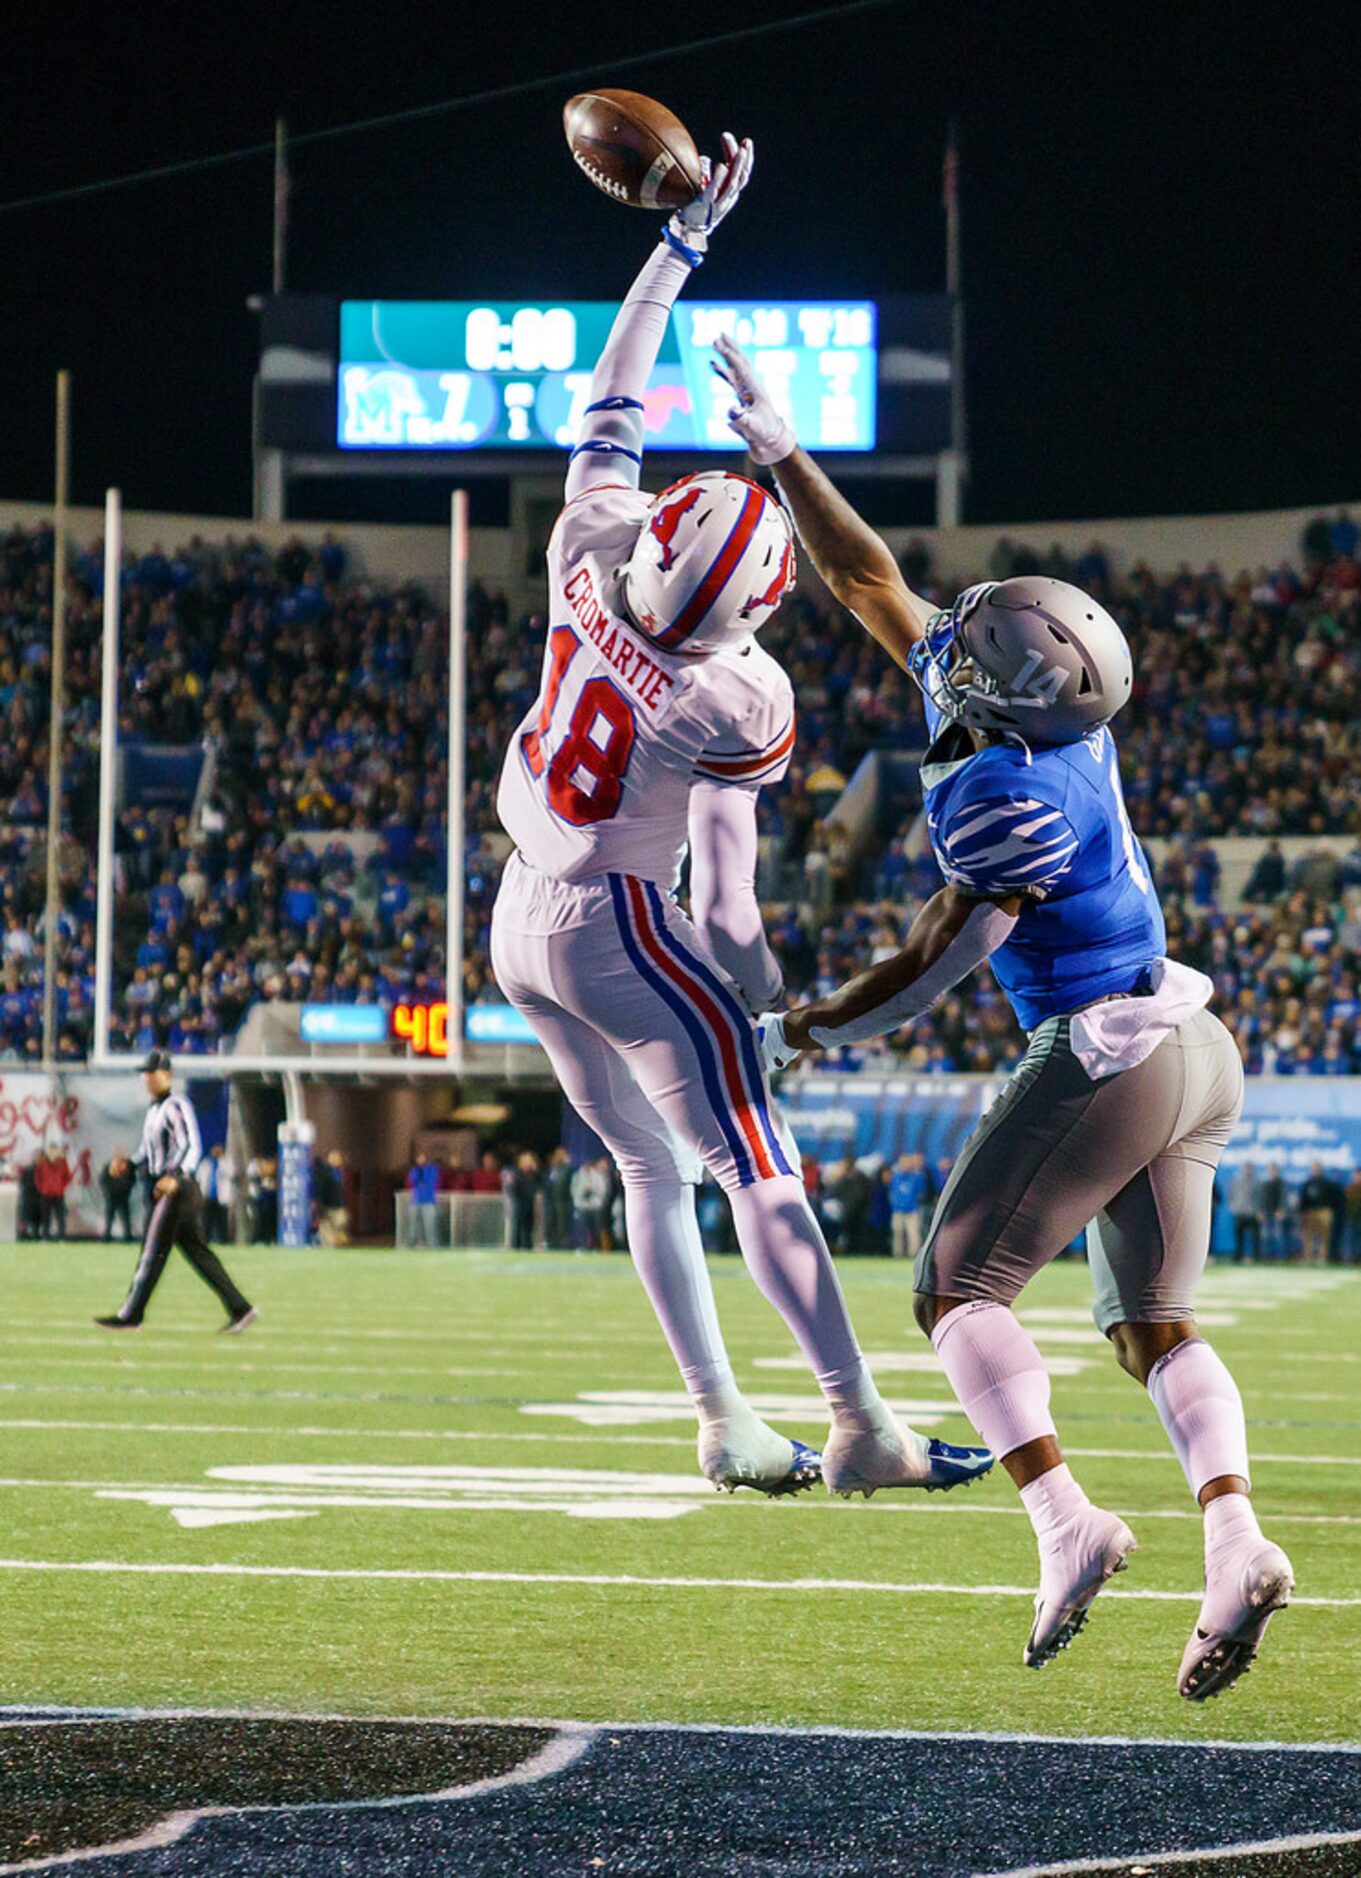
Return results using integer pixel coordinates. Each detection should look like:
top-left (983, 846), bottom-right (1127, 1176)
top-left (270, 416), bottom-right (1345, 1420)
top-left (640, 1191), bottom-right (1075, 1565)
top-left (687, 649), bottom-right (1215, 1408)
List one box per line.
top-left (0, 509), bottom-right (1356, 1075)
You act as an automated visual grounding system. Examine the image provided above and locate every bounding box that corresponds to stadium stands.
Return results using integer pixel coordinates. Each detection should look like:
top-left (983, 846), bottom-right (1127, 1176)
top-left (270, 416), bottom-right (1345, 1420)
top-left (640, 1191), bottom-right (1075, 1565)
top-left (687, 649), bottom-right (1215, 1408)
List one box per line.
top-left (0, 514), bottom-right (1356, 1070)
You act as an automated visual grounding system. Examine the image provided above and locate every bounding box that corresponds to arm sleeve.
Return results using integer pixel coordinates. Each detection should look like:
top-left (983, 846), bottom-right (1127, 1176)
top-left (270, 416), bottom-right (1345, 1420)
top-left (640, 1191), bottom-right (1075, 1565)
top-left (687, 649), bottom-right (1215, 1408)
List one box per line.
top-left (806, 900), bottom-right (1017, 1047)
top-left (129, 1122), bottom-right (148, 1170)
top-left (688, 781), bottom-right (784, 1013)
top-left (564, 241), bottom-right (695, 503)
top-left (934, 787), bottom-right (1080, 898)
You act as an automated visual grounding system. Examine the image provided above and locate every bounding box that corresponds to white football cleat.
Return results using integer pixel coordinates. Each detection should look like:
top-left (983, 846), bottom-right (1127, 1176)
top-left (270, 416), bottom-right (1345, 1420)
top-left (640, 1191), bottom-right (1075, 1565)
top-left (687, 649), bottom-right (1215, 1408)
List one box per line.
top-left (698, 1418), bottom-right (820, 1497)
top-left (821, 1416), bottom-right (993, 1496)
top-left (1024, 1507), bottom-right (1138, 1669)
top-left (1178, 1539), bottom-right (1294, 1702)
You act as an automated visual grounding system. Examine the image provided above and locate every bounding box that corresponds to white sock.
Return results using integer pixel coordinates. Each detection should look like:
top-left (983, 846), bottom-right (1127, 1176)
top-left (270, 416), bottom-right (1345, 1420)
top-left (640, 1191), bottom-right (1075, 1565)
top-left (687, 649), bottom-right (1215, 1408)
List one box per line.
top-left (1203, 1491), bottom-right (1264, 1570)
top-left (1146, 1337), bottom-right (1251, 1498)
top-left (726, 1175), bottom-right (877, 1419)
top-left (814, 1360), bottom-right (891, 1433)
top-left (1019, 1462), bottom-right (1090, 1542)
top-left (623, 1180), bottom-right (742, 1424)
top-left (931, 1299), bottom-right (1057, 1459)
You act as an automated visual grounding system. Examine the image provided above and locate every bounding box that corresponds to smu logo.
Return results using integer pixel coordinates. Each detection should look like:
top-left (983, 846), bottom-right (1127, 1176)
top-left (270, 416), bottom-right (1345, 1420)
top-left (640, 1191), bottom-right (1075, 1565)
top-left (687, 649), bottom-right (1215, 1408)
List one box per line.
top-left (648, 484), bottom-right (703, 570)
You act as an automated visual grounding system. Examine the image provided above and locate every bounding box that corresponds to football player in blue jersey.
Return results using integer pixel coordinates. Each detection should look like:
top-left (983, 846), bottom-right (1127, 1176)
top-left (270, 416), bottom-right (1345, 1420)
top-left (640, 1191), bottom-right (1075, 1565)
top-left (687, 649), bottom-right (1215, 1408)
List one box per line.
top-left (714, 335), bottom-right (1293, 1701)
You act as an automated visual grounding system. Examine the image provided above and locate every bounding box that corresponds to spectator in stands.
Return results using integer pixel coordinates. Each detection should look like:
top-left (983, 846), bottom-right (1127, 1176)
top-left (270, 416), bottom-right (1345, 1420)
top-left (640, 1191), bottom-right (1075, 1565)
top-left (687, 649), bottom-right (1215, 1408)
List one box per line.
top-left (469, 1152), bottom-right (502, 1195)
top-left (888, 1152), bottom-right (929, 1262)
top-left (405, 1151), bottom-right (440, 1248)
top-left (1227, 1160), bottom-right (1264, 1263)
top-left (314, 1149), bottom-right (350, 1247)
top-left (1260, 1163), bottom-right (1291, 1260)
top-left (543, 1148), bottom-right (573, 1251)
top-left (207, 1145), bottom-right (237, 1242)
top-left (829, 1156), bottom-right (873, 1257)
top-left (16, 1159), bottom-right (41, 1242)
top-left (570, 1158), bottom-right (609, 1252)
top-left (1298, 1162), bottom-right (1342, 1265)
top-left (1244, 841), bottom-right (1286, 903)
top-left (35, 1144), bottom-right (73, 1239)
top-left (246, 1156), bottom-right (277, 1244)
top-left (100, 1155), bottom-right (135, 1241)
top-left (509, 1151), bottom-right (541, 1251)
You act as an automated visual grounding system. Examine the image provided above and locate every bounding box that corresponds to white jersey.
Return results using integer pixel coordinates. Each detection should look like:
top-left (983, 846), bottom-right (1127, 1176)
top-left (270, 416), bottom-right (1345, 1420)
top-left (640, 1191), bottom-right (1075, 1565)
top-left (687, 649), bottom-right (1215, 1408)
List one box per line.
top-left (497, 485), bottom-right (795, 886)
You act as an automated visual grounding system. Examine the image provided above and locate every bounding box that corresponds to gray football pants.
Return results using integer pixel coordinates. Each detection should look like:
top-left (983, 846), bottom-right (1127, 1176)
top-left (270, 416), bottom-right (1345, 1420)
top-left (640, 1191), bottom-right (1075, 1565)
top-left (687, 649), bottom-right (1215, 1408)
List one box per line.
top-left (915, 1007), bottom-right (1244, 1333)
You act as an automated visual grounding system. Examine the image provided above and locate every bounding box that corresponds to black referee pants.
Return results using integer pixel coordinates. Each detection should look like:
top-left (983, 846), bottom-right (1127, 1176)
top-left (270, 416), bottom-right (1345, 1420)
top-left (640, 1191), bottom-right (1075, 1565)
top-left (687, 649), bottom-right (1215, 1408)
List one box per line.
top-left (119, 1180), bottom-right (251, 1325)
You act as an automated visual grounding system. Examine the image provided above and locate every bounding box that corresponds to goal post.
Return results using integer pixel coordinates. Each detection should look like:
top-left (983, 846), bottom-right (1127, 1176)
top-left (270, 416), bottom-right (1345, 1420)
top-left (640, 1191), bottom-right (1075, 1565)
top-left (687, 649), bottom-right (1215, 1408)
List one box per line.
top-left (446, 487), bottom-right (469, 1074)
top-left (92, 487), bottom-right (122, 1067)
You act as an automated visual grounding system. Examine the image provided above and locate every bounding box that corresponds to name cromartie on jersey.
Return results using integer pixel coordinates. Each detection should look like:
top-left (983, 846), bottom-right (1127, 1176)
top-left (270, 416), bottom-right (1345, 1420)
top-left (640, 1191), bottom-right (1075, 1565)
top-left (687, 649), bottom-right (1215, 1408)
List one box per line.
top-left (563, 567), bottom-right (675, 714)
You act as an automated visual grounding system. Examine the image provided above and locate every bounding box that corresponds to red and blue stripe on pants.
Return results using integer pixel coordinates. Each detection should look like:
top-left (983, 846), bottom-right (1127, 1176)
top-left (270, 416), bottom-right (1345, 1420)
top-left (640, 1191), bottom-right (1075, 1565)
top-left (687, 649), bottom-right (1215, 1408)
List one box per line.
top-left (609, 873), bottom-right (793, 1188)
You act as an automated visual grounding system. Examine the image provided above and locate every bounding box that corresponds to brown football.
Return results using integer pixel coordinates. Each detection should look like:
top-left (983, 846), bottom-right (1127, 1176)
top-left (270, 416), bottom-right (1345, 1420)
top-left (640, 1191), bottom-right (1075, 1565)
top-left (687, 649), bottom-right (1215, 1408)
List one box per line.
top-left (563, 89), bottom-right (702, 211)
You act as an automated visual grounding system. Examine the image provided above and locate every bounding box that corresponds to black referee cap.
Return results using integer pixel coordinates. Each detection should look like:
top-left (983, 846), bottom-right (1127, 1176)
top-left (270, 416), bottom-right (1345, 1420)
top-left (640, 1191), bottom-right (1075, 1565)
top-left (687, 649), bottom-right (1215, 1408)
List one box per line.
top-left (141, 1048), bottom-right (173, 1074)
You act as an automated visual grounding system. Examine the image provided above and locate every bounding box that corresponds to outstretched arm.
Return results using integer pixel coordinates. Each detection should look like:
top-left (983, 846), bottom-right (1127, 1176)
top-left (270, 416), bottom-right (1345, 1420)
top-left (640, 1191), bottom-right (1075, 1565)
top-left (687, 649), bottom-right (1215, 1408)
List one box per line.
top-left (713, 336), bottom-right (935, 669)
top-left (762, 884), bottom-right (1020, 1066)
top-left (688, 781), bottom-right (783, 1014)
top-left (564, 135), bottom-right (754, 504)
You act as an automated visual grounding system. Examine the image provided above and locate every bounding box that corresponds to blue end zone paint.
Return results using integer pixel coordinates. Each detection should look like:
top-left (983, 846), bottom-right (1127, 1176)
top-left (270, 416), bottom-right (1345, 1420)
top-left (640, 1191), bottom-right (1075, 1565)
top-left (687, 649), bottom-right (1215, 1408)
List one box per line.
top-left (14, 1718), bottom-right (1360, 1877)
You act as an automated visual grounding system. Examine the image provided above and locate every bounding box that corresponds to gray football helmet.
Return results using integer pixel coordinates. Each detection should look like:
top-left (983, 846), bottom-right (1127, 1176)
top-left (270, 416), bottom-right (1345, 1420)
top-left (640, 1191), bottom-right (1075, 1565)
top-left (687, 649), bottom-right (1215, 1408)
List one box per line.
top-left (910, 576), bottom-right (1133, 747)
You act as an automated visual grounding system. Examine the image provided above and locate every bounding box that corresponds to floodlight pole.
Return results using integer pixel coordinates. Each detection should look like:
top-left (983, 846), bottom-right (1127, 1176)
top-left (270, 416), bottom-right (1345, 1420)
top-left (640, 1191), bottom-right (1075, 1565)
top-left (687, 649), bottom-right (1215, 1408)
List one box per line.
top-left (93, 487), bottom-right (122, 1067)
top-left (41, 371), bottom-right (71, 1074)
top-left (446, 489), bottom-right (469, 1073)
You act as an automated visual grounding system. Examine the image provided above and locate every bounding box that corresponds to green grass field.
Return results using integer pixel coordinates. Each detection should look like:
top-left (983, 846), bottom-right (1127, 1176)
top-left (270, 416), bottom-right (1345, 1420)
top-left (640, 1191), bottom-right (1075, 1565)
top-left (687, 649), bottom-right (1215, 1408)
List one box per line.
top-left (2, 1243), bottom-right (1358, 1745)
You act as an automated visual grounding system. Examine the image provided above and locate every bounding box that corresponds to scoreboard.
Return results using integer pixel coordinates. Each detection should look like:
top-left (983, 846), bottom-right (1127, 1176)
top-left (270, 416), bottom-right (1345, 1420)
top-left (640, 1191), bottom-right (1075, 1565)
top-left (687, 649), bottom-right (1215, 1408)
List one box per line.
top-left (337, 299), bottom-right (877, 453)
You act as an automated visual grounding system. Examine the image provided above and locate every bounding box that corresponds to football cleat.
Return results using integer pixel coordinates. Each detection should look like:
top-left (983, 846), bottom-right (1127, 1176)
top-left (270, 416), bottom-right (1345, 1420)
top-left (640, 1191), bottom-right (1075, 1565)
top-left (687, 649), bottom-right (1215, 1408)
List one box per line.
top-left (220, 1305), bottom-right (258, 1335)
top-left (1024, 1508), bottom-right (1137, 1669)
top-left (700, 1425), bottom-right (821, 1497)
top-left (822, 1420), bottom-right (994, 1497)
top-left (1178, 1540), bottom-right (1294, 1702)
top-left (93, 1315), bottom-right (140, 1331)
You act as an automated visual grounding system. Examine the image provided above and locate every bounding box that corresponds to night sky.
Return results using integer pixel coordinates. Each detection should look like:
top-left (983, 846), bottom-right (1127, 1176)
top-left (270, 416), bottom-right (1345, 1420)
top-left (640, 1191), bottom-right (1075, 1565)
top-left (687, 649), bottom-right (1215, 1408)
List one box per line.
top-left (2, 1), bottom-right (1356, 528)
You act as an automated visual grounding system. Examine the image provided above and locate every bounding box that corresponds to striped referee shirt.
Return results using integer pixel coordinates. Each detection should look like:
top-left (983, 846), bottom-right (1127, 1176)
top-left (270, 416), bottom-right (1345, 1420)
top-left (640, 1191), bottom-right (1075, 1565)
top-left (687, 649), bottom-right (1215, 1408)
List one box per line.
top-left (132, 1091), bottom-right (203, 1179)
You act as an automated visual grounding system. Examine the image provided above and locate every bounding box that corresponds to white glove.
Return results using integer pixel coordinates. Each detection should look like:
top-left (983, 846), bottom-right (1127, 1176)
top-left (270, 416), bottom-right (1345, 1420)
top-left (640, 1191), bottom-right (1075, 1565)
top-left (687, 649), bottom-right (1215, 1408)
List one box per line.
top-left (756, 1012), bottom-right (801, 1076)
top-left (711, 333), bottom-right (796, 465)
top-left (664, 133), bottom-right (754, 266)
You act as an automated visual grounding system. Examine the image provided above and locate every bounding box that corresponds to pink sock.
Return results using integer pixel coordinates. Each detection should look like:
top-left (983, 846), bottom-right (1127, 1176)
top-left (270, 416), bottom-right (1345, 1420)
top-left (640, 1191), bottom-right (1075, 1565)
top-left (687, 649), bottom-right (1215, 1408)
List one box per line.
top-left (1146, 1338), bottom-right (1251, 1498)
top-left (1203, 1490), bottom-right (1263, 1569)
top-left (1019, 1462), bottom-right (1090, 1541)
top-left (931, 1299), bottom-right (1056, 1460)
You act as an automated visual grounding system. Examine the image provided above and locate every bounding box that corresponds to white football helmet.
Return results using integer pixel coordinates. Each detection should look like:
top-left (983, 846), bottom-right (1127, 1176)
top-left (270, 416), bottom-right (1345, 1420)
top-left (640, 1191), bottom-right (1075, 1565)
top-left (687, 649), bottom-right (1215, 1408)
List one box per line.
top-left (910, 575), bottom-right (1132, 746)
top-left (622, 471), bottom-right (796, 654)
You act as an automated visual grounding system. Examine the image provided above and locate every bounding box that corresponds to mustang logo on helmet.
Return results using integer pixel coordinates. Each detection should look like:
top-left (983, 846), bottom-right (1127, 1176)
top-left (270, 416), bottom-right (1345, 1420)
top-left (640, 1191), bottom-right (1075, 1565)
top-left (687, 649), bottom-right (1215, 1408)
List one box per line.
top-left (648, 484), bottom-right (704, 572)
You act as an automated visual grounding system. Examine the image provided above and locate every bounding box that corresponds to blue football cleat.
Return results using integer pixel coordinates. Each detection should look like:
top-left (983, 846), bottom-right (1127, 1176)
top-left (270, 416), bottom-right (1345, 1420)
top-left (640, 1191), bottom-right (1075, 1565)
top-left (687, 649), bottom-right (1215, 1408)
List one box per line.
top-left (921, 1436), bottom-right (996, 1492)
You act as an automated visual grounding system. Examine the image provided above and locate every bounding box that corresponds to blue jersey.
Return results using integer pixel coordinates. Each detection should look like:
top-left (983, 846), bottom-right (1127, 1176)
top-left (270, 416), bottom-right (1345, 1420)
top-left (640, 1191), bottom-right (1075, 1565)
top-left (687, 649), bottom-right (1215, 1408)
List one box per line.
top-left (921, 710), bottom-right (1164, 1031)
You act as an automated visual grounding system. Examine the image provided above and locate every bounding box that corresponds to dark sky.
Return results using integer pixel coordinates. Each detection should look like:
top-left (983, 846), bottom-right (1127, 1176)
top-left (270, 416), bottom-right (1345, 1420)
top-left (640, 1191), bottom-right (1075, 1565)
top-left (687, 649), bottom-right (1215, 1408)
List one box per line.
top-left (2, 1), bottom-right (1355, 526)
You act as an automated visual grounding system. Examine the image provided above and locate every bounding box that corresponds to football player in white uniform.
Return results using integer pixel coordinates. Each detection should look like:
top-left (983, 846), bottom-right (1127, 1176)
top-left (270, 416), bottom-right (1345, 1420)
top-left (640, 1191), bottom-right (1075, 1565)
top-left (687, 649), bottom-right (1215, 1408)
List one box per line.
top-left (492, 137), bottom-right (991, 1498)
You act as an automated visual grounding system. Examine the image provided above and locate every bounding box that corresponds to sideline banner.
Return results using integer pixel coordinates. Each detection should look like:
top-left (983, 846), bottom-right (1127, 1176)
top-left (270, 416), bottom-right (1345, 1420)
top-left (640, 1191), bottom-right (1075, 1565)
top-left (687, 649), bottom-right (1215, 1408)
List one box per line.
top-left (776, 1073), bottom-right (1361, 1185)
top-left (0, 1074), bottom-right (146, 1235)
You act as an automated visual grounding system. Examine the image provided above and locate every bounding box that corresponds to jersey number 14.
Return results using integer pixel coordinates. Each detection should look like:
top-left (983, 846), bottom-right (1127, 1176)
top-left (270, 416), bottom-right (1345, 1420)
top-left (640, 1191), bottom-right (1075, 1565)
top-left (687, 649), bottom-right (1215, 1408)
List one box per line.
top-left (520, 625), bottom-right (636, 825)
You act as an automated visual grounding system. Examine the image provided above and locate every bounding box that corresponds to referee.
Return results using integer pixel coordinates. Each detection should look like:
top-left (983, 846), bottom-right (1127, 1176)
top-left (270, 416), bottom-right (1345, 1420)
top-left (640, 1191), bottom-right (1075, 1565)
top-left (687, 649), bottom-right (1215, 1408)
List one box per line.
top-left (95, 1050), bottom-right (257, 1333)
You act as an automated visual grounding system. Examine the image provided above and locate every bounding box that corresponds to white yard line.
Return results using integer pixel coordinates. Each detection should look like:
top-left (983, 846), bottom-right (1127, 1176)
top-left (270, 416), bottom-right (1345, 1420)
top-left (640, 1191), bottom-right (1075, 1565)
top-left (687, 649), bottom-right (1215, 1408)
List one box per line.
top-left (2, 1474), bottom-right (1361, 1527)
top-left (1, 1557), bottom-right (1359, 1606)
top-left (0, 1416), bottom-right (698, 1447)
top-left (980, 1826), bottom-right (1361, 1876)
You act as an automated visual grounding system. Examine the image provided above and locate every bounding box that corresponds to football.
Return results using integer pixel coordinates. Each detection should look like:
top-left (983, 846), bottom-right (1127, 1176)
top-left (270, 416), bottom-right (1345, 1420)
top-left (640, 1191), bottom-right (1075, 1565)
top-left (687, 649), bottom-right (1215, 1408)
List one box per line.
top-left (562, 89), bottom-right (703, 211)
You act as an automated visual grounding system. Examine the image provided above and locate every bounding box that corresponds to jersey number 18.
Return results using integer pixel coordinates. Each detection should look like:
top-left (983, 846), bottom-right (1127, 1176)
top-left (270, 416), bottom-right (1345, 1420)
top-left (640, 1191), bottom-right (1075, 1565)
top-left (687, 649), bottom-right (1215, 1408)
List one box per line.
top-left (520, 625), bottom-right (636, 825)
